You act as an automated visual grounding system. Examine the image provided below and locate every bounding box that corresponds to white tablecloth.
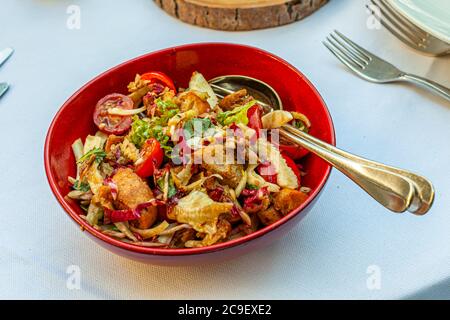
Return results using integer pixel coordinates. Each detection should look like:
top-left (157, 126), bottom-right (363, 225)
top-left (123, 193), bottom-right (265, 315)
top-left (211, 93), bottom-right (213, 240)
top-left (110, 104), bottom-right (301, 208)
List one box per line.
top-left (0, 0), bottom-right (449, 299)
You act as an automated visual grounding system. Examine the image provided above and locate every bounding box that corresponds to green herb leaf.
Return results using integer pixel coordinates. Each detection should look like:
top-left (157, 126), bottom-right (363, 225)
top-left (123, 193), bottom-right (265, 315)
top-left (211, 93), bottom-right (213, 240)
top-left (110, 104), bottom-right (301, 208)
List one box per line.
top-left (168, 183), bottom-right (177, 198)
top-left (246, 184), bottom-right (259, 190)
top-left (155, 98), bottom-right (178, 113)
top-left (73, 180), bottom-right (90, 192)
top-left (217, 100), bottom-right (257, 126)
top-left (292, 119), bottom-right (309, 133)
top-left (156, 173), bottom-right (177, 198)
top-left (130, 116), bottom-right (173, 156)
top-left (130, 116), bottom-right (152, 148)
top-left (183, 118), bottom-right (213, 140)
top-left (77, 148), bottom-right (106, 164)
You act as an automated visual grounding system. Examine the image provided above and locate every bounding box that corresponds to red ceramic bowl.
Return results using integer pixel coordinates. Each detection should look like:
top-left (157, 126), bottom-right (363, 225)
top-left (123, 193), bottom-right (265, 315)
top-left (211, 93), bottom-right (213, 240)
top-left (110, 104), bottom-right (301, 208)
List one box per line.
top-left (45, 43), bottom-right (335, 265)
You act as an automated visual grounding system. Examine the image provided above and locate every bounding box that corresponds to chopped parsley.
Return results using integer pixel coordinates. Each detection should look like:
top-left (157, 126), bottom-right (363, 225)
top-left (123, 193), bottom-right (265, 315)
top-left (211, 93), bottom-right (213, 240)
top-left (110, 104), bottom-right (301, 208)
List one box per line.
top-left (77, 148), bottom-right (106, 164)
top-left (130, 115), bottom-right (173, 157)
top-left (72, 180), bottom-right (90, 192)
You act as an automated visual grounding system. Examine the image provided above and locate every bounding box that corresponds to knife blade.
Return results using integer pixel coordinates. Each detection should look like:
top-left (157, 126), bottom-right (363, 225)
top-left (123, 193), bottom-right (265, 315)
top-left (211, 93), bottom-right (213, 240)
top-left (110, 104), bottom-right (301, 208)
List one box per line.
top-left (0, 83), bottom-right (9, 98)
top-left (0, 47), bottom-right (14, 67)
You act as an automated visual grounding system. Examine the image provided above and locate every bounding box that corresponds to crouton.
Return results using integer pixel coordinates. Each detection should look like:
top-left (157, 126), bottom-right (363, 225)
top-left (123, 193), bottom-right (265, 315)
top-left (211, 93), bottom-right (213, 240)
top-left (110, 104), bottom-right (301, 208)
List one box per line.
top-left (112, 168), bottom-right (157, 229)
top-left (273, 188), bottom-right (309, 215)
top-left (91, 185), bottom-right (114, 210)
top-left (218, 89), bottom-right (248, 111)
top-left (178, 91), bottom-right (210, 115)
top-left (257, 207), bottom-right (283, 226)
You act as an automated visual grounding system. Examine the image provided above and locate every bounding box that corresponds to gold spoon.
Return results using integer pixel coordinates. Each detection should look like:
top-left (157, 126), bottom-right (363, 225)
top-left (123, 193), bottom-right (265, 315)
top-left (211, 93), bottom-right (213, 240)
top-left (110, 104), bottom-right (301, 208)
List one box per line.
top-left (209, 75), bottom-right (434, 215)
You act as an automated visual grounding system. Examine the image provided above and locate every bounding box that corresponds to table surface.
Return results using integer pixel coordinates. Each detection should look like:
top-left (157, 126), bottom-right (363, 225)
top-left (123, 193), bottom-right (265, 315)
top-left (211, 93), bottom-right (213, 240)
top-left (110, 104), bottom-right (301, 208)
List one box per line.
top-left (1, 0), bottom-right (449, 300)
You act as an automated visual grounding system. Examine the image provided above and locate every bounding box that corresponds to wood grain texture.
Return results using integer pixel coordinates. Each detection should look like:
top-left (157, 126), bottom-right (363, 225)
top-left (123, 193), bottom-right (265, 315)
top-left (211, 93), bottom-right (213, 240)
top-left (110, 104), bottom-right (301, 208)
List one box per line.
top-left (154, 0), bottom-right (329, 31)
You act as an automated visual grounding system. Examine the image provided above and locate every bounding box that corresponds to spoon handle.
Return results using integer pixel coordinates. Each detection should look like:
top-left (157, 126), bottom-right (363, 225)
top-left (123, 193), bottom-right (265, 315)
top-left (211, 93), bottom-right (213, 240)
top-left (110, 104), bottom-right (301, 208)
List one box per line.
top-left (280, 126), bottom-right (434, 214)
top-left (282, 125), bottom-right (434, 215)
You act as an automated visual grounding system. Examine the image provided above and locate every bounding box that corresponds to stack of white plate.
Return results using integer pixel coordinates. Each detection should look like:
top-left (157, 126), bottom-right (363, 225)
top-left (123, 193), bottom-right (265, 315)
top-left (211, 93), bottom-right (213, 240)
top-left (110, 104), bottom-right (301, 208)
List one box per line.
top-left (385, 0), bottom-right (450, 55)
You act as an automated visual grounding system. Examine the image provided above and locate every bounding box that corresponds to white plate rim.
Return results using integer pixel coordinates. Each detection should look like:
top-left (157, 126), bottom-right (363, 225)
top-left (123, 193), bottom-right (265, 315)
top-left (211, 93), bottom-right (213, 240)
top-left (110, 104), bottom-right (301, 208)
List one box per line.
top-left (388, 0), bottom-right (450, 44)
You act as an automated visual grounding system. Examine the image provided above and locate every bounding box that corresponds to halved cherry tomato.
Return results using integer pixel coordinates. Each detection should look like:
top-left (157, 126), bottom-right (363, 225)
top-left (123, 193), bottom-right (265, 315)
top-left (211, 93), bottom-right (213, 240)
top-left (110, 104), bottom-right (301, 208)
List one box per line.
top-left (135, 138), bottom-right (164, 178)
top-left (141, 71), bottom-right (176, 92)
top-left (93, 93), bottom-right (133, 135)
top-left (247, 104), bottom-right (263, 138)
top-left (257, 161), bottom-right (278, 184)
top-left (272, 134), bottom-right (310, 160)
top-left (282, 153), bottom-right (302, 186)
top-left (278, 144), bottom-right (310, 160)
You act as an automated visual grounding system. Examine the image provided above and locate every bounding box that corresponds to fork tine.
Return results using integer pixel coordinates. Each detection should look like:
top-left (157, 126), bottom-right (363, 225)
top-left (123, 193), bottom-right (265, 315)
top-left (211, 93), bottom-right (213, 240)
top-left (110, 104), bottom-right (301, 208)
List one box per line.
top-left (333, 30), bottom-right (374, 61)
top-left (379, 0), bottom-right (427, 38)
top-left (366, 4), bottom-right (418, 49)
top-left (323, 40), bottom-right (363, 74)
top-left (372, 1), bottom-right (418, 42)
top-left (375, 0), bottom-right (423, 42)
top-left (329, 33), bottom-right (369, 66)
top-left (325, 37), bottom-right (366, 68)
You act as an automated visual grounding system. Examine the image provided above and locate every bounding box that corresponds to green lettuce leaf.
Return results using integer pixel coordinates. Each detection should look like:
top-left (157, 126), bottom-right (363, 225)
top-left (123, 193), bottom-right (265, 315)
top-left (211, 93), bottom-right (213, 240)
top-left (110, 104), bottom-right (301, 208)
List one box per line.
top-left (217, 100), bottom-right (257, 126)
top-left (129, 116), bottom-right (172, 157)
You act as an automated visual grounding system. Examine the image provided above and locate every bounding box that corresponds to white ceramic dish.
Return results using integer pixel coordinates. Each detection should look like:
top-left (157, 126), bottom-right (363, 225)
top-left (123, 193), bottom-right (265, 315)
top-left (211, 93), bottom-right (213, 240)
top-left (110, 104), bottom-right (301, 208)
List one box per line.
top-left (389, 0), bottom-right (450, 44)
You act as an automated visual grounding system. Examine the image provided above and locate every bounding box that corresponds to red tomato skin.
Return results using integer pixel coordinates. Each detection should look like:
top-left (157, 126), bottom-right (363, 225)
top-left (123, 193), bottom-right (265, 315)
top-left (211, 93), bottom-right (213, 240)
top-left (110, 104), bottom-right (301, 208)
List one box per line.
top-left (281, 153), bottom-right (302, 185)
top-left (256, 162), bottom-right (278, 184)
top-left (93, 93), bottom-right (133, 135)
top-left (141, 71), bottom-right (176, 92)
top-left (247, 105), bottom-right (263, 138)
top-left (135, 139), bottom-right (164, 178)
top-left (278, 144), bottom-right (310, 160)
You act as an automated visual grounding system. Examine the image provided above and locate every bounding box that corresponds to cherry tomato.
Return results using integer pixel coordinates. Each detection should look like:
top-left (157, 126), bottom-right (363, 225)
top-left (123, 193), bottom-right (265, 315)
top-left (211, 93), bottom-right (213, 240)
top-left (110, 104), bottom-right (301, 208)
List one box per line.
top-left (257, 161), bottom-right (278, 184)
top-left (278, 144), bottom-right (310, 160)
top-left (93, 94), bottom-right (133, 135)
top-left (141, 71), bottom-right (176, 92)
top-left (282, 153), bottom-right (302, 185)
top-left (247, 104), bottom-right (264, 138)
top-left (135, 138), bottom-right (164, 178)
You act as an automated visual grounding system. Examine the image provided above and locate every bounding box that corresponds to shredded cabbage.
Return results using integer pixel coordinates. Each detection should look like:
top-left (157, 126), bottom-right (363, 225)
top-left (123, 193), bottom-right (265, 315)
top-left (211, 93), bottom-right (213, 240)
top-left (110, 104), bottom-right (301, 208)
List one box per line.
top-left (71, 139), bottom-right (84, 161)
top-left (130, 221), bottom-right (170, 239)
top-left (86, 203), bottom-right (103, 226)
top-left (189, 71), bottom-right (218, 108)
top-left (261, 110), bottom-right (293, 129)
top-left (83, 135), bottom-right (106, 155)
top-left (170, 191), bottom-right (233, 235)
top-left (108, 106), bottom-right (146, 116)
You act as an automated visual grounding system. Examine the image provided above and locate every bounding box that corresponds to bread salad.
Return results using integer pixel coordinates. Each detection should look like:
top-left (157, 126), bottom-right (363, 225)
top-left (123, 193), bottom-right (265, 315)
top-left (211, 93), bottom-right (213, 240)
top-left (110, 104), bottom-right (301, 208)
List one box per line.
top-left (68, 71), bottom-right (312, 248)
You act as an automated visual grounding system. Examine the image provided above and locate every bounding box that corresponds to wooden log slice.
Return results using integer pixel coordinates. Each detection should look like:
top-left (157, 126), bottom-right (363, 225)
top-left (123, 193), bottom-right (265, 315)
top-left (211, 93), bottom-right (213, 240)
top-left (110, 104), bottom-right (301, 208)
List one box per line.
top-left (154, 0), bottom-right (329, 31)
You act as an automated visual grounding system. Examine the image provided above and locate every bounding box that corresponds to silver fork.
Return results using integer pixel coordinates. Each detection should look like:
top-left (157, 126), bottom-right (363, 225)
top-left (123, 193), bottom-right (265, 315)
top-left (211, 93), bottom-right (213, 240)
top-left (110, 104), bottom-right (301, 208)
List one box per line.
top-left (367, 0), bottom-right (450, 57)
top-left (0, 47), bottom-right (13, 99)
top-left (0, 83), bottom-right (8, 97)
top-left (323, 30), bottom-right (450, 102)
